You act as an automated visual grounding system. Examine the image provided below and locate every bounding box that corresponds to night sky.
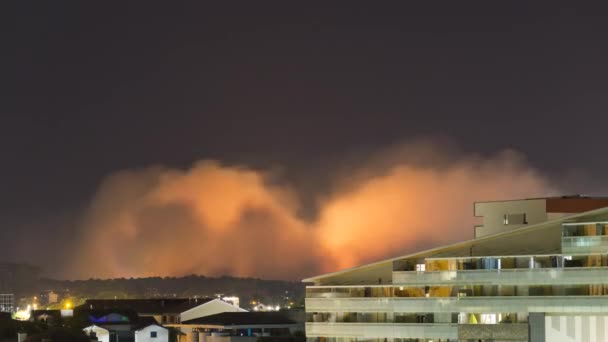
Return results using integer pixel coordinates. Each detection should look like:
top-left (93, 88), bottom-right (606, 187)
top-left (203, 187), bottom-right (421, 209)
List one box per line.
top-left (4, 2), bottom-right (608, 279)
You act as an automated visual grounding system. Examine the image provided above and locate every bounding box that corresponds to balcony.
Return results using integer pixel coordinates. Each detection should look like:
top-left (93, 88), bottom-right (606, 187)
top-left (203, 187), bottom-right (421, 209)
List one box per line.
top-left (562, 236), bottom-right (608, 253)
top-left (305, 322), bottom-right (457, 339)
top-left (458, 323), bottom-right (528, 341)
top-left (305, 296), bottom-right (608, 314)
top-left (393, 267), bottom-right (608, 286)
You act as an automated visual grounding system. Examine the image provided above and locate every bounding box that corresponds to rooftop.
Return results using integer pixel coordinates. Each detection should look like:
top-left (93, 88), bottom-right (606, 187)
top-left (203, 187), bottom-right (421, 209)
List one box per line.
top-left (76, 298), bottom-right (214, 314)
top-left (303, 204), bottom-right (608, 284)
top-left (182, 312), bottom-right (296, 326)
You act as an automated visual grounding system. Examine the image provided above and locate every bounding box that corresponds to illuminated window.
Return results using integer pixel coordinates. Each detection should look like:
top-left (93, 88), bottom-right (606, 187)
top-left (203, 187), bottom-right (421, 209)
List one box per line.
top-left (416, 264), bottom-right (426, 272)
top-left (503, 213), bottom-right (528, 225)
top-left (480, 313), bottom-right (497, 324)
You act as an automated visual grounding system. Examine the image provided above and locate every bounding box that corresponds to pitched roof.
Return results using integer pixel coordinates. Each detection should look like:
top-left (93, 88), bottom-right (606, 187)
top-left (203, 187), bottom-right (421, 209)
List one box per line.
top-left (76, 298), bottom-right (214, 314)
top-left (134, 316), bottom-right (165, 331)
top-left (182, 312), bottom-right (296, 326)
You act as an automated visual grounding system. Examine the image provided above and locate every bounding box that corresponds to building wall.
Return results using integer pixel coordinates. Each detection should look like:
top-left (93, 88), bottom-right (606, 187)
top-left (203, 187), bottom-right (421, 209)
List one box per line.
top-left (545, 315), bottom-right (608, 342)
top-left (206, 336), bottom-right (257, 342)
top-left (546, 198), bottom-right (608, 214)
top-left (178, 335), bottom-right (258, 342)
top-left (475, 199), bottom-right (547, 237)
top-left (457, 323), bottom-right (528, 341)
top-left (180, 299), bottom-right (246, 322)
top-left (135, 325), bottom-right (169, 342)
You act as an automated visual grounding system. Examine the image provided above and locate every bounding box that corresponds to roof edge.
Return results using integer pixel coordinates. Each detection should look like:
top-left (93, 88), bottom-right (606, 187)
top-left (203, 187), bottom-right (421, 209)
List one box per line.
top-left (302, 205), bottom-right (608, 283)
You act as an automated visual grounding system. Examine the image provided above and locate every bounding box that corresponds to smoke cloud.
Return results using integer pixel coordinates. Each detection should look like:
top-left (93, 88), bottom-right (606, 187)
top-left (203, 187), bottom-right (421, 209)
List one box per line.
top-left (70, 142), bottom-right (555, 280)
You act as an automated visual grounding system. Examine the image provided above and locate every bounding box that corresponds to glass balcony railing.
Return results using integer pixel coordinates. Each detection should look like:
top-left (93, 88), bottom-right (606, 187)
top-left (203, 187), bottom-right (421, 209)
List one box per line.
top-left (562, 236), bottom-right (608, 253)
top-left (305, 296), bottom-right (608, 314)
top-left (305, 322), bottom-right (458, 339)
top-left (392, 267), bottom-right (608, 286)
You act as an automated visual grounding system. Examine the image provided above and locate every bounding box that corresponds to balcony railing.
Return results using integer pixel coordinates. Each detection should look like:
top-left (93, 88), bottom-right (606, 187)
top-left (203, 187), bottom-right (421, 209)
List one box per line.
top-left (305, 296), bottom-right (608, 314)
top-left (393, 267), bottom-right (608, 286)
top-left (562, 236), bottom-right (608, 253)
top-left (305, 322), bottom-right (458, 339)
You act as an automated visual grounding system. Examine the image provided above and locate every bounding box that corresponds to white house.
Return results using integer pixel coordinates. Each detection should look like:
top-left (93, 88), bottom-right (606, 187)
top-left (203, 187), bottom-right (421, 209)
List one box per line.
top-left (135, 324), bottom-right (169, 342)
top-left (83, 325), bottom-right (110, 342)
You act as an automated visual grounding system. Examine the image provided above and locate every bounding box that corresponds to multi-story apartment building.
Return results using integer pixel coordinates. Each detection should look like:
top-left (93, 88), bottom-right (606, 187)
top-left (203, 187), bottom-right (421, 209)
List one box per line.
top-left (0, 293), bottom-right (14, 313)
top-left (304, 196), bottom-right (608, 342)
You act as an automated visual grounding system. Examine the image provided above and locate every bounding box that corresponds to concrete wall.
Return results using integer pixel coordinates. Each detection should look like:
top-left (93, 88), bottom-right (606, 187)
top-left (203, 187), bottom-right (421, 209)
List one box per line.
top-left (529, 312), bottom-right (545, 342)
top-left (475, 199), bottom-right (547, 237)
top-left (180, 299), bottom-right (246, 322)
top-left (135, 324), bottom-right (169, 342)
top-left (545, 315), bottom-right (608, 342)
top-left (458, 323), bottom-right (528, 341)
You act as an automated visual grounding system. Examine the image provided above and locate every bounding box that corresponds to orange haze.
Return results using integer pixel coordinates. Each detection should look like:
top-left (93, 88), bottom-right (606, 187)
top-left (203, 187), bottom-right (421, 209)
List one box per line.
top-left (70, 143), bottom-right (555, 280)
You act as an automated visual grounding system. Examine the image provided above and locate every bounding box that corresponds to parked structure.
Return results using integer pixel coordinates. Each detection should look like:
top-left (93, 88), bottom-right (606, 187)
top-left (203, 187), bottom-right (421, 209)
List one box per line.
top-left (304, 196), bottom-right (608, 342)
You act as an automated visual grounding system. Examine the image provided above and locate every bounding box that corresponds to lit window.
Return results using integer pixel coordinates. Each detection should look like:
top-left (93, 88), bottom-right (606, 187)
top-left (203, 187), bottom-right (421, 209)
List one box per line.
top-left (416, 264), bottom-right (426, 272)
top-left (480, 313), bottom-right (497, 324)
top-left (503, 213), bottom-right (528, 225)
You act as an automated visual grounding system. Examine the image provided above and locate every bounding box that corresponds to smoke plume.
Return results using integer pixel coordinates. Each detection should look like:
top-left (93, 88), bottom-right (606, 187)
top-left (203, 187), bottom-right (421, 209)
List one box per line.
top-left (70, 142), bottom-right (555, 280)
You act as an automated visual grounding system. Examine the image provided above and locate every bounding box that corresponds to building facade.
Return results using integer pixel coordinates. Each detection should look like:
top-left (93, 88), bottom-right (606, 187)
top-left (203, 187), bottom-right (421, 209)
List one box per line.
top-left (134, 324), bottom-right (169, 342)
top-left (304, 196), bottom-right (608, 342)
top-left (0, 293), bottom-right (14, 313)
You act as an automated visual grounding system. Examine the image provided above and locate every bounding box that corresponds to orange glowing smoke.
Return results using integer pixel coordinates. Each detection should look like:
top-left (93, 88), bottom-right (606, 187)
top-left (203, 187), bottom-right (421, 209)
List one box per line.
top-left (69, 143), bottom-right (554, 280)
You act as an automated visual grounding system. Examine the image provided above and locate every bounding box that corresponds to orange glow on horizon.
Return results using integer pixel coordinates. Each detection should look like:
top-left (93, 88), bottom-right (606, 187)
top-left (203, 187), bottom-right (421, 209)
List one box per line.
top-left (68, 143), bottom-right (555, 280)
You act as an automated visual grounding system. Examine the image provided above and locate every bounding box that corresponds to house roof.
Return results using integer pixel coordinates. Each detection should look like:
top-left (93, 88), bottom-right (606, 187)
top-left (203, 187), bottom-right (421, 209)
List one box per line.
top-left (474, 195), bottom-right (608, 213)
top-left (76, 298), bottom-right (214, 314)
top-left (134, 316), bottom-right (166, 331)
top-left (474, 194), bottom-right (608, 204)
top-left (84, 324), bottom-right (109, 331)
top-left (182, 312), bottom-right (296, 326)
top-left (303, 205), bottom-right (608, 283)
top-left (31, 310), bottom-right (62, 318)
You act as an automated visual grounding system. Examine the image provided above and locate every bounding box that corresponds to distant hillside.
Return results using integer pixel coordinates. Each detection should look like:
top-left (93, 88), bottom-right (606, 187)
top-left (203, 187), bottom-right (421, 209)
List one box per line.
top-left (38, 275), bottom-right (304, 307)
